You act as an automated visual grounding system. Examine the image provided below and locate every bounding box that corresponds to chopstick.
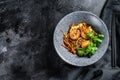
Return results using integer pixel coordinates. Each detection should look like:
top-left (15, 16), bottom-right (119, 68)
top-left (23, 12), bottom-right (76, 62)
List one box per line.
top-left (111, 14), bottom-right (117, 68)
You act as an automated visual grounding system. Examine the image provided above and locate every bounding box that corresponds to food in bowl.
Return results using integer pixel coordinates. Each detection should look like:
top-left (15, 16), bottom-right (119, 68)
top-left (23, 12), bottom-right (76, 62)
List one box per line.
top-left (62, 22), bottom-right (104, 57)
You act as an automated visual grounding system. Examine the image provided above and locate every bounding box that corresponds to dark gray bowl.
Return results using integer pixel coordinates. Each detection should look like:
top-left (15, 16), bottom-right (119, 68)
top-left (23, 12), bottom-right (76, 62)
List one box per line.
top-left (53, 11), bottom-right (109, 66)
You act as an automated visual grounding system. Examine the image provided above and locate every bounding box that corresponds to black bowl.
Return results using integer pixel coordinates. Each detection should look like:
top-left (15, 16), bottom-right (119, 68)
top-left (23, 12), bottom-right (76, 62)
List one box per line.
top-left (53, 11), bottom-right (109, 66)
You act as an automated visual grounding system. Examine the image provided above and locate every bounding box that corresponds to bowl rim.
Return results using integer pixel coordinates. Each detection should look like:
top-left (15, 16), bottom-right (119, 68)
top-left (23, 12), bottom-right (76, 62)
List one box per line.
top-left (53, 11), bottom-right (109, 66)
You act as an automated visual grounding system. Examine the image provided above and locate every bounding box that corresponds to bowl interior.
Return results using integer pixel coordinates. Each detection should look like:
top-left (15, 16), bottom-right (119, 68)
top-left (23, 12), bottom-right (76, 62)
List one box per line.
top-left (53, 11), bottom-right (109, 66)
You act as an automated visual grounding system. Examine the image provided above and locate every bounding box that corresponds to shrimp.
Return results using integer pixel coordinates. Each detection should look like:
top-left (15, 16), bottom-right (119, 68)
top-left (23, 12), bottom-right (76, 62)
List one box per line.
top-left (81, 40), bottom-right (89, 48)
top-left (69, 25), bottom-right (80, 40)
top-left (81, 31), bottom-right (88, 39)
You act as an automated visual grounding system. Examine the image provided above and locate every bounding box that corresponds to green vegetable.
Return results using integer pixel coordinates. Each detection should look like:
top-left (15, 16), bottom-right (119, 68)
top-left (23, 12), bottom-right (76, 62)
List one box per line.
top-left (86, 41), bottom-right (97, 55)
top-left (87, 31), bottom-right (94, 38)
top-left (77, 41), bottom-right (98, 56)
top-left (87, 32), bottom-right (104, 46)
top-left (90, 47), bottom-right (97, 55)
top-left (93, 36), bottom-right (102, 43)
top-left (93, 43), bottom-right (97, 47)
top-left (77, 32), bottom-right (104, 57)
top-left (98, 34), bottom-right (104, 39)
top-left (89, 41), bottom-right (94, 46)
top-left (77, 48), bottom-right (86, 56)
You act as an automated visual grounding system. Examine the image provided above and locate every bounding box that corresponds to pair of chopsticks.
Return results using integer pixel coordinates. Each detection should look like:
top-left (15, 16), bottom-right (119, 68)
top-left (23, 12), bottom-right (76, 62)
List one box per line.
top-left (111, 14), bottom-right (117, 68)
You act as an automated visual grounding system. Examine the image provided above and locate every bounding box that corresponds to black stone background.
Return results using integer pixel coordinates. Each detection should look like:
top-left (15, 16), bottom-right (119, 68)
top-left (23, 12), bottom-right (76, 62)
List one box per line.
top-left (0, 0), bottom-right (120, 80)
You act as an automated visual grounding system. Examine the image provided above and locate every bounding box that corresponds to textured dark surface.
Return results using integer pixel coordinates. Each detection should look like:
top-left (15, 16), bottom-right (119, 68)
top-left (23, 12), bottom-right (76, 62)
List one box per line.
top-left (0, 0), bottom-right (120, 80)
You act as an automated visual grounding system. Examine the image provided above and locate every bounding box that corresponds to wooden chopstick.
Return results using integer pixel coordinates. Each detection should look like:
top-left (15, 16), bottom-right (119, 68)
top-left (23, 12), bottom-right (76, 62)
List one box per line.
top-left (111, 14), bottom-right (117, 68)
